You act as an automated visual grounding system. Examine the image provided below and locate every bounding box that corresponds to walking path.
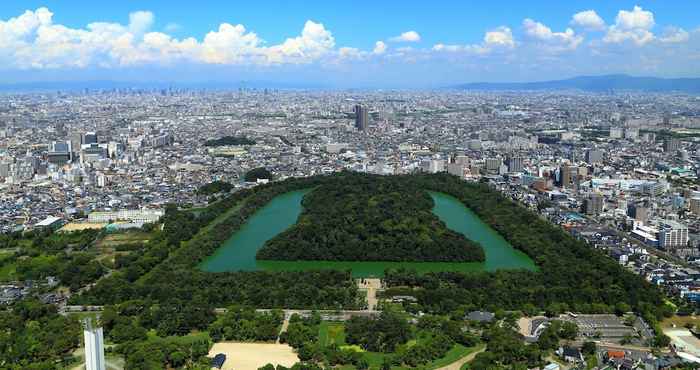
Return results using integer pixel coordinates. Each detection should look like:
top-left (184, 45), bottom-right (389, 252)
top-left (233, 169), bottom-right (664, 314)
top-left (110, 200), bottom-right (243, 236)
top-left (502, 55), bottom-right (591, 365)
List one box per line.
top-left (276, 315), bottom-right (290, 344)
top-left (434, 346), bottom-right (485, 370)
top-left (357, 278), bottom-right (382, 311)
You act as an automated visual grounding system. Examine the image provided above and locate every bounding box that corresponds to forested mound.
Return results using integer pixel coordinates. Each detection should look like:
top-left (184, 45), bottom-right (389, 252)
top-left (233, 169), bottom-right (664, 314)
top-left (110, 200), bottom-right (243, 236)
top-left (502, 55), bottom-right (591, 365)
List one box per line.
top-left (256, 174), bottom-right (485, 262)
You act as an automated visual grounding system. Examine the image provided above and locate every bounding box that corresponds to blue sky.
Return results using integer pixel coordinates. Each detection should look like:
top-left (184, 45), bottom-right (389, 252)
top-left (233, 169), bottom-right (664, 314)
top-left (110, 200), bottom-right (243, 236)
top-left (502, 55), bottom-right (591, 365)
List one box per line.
top-left (0, 1), bottom-right (698, 87)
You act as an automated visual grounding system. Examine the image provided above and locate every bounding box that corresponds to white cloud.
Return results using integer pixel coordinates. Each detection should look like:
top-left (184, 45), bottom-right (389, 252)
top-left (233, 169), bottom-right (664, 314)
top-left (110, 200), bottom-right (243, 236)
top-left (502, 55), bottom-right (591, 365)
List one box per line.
top-left (659, 26), bottom-right (689, 43)
top-left (484, 26), bottom-right (515, 48)
top-left (603, 6), bottom-right (655, 46)
top-left (432, 26), bottom-right (514, 55)
top-left (616, 5), bottom-right (655, 30)
top-left (523, 18), bottom-right (583, 51)
top-left (373, 40), bottom-right (387, 54)
top-left (198, 23), bottom-right (262, 64)
top-left (389, 30), bottom-right (421, 42)
top-left (128, 11), bottom-right (154, 35)
top-left (0, 8), bottom-right (338, 69)
top-left (265, 20), bottom-right (335, 63)
top-left (571, 10), bottom-right (606, 31)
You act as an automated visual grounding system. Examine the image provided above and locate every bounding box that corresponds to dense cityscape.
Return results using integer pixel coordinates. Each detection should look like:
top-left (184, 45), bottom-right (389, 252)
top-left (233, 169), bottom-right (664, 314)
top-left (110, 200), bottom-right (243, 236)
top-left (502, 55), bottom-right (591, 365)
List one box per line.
top-left (3, 1), bottom-right (700, 370)
top-left (2, 88), bottom-right (700, 369)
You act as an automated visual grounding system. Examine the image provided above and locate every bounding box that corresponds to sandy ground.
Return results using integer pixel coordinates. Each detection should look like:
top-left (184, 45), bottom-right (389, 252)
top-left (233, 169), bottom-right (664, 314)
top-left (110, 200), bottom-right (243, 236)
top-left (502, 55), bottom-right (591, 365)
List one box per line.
top-left (208, 342), bottom-right (299, 370)
top-left (60, 222), bottom-right (107, 232)
top-left (518, 317), bottom-right (531, 336)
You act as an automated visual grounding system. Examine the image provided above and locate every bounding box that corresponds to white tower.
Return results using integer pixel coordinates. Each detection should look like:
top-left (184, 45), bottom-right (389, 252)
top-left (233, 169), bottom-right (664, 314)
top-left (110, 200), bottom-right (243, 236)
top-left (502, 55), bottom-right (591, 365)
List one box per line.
top-left (82, 318), bottom-right (106, 370)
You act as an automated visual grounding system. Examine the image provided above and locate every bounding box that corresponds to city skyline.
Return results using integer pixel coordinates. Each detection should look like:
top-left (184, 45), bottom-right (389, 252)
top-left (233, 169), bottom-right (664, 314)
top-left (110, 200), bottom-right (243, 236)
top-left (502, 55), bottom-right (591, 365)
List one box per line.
top-left (0, 1), bottom-right (699, 87)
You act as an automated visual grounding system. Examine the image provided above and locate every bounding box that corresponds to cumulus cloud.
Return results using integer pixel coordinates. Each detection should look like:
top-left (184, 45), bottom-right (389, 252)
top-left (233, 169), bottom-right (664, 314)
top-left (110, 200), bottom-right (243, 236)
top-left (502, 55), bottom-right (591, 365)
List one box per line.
top-left (433, 26), bottom-right (514, 55)
top-left (659, 26), bottom-right (689, 43)
top-left (484, 26), bottom-right (515, 48)
top-left (373, 40), bottom-right (387, 54)
top-left (0, 8), bottom-right (338, 69)
top-left (523, 18), bottom-right (583, 51)
top-left (128, 11), bottom-right (154, 35)
top-left (571, 10), bottom-right (606, 31)
top-left (603, 5), bottom-right (655, 45)
top-left (389, 30), bottom-right (421, 42)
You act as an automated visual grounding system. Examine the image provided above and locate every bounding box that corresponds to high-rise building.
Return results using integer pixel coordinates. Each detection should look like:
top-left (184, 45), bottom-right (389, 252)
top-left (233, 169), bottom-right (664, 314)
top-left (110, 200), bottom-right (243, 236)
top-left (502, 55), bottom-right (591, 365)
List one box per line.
top-left (82, 132), bottom-right (98, 145)
top-left (421, 159), bottom-right (445, 174)
top-left (585, 149), bottom-right (603, 164)
top-left (584, 194), bottom-right (604, 215)
top-left (560, 165), bottom-right (577, 188)
top-left (658, 220), bottom-right (689, 250)
top-left (664, 138), bottom-right (681, 153)
top-left (690, 198), bottom-right (700, 215)
top-left (485, 157), bottom-right (502, 174)
top-left (83, 318), bottom-right (105, 370)
top-left (627, 202), bottom-right (649, 222)
top-left (354, 105), bottom-right (369, 131)
top-left (609, 127), bottom-right (623, 139)
top-left (507, 156), bottom-right (524, 173)
top-left (47, 141), bottom-right (72, 165)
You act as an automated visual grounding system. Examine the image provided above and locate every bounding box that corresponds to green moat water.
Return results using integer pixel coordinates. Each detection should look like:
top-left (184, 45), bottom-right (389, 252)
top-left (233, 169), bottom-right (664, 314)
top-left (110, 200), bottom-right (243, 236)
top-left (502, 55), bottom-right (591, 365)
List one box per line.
top-left (200, 189), bottom-right (536, 277)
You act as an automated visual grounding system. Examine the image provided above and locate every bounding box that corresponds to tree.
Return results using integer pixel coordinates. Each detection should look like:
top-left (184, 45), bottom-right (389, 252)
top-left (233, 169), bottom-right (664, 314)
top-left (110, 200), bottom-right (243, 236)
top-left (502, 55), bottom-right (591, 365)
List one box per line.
top-left (582, 341), bottom-right (596, 355)
top-left (356, 358), bottom-right (369, 370)
top-left (654, 334), bottom-right (671, 348)
top-left (244, 167), bottom-right (273, 182)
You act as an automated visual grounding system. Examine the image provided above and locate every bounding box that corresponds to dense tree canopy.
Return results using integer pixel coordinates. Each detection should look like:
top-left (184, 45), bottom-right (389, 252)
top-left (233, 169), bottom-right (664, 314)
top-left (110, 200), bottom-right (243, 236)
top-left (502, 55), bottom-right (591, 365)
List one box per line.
top-left (0, 300), bottom-right (81, 369)
top-left (258, 173), bottom-right (484, 262)
top-left (196, 181), bottom-right (233, 195)
top-left (209, 306), bottom-right (283, 342)
top-left (73, 171), bottom-right (666, 339)
top-left (204, 136), bottom-right (255, 147)
top-left (382, 173), bottom-right (667, 321)
top-left (345, 311), bottom-right (412, 352)
top-left (244, 167), bottom-right (274, 182)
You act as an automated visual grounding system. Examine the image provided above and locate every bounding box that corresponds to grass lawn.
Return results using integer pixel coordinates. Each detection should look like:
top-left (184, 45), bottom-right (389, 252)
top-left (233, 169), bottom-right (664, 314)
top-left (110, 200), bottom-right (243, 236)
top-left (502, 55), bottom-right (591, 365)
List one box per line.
top-left (424, 344), bottom-right (481, 370)
top-left (319, 321), bottom-right (347, 346)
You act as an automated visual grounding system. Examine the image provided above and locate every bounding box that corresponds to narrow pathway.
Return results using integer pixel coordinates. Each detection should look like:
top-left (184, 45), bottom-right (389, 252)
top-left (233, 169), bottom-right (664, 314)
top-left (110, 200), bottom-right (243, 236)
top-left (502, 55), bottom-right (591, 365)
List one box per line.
top-left (434, 346), bottom-right (485, 370)
top-left (276, 315), bottom-right (290, 344)
top-left (358, 278), bottom-right (382, 311)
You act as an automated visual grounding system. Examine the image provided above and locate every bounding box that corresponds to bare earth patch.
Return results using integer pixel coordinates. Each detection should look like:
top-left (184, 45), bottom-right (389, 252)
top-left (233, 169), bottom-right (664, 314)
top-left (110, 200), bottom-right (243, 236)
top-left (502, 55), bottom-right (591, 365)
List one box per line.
top-left (208, 342), bottom-right (299, 370)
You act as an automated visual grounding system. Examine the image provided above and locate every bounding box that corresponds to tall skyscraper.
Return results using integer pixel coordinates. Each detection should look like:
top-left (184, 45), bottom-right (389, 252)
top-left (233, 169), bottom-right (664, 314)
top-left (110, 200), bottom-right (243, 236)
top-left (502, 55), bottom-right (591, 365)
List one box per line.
top-left (560, 165), bottom-right (577, 188)
top-left (354, 105), bottom-right (369, 131)
top-left (507, 156), bottom-right (524, 173)
top-left (83, 318), bottom-right (106, 370)
top-left (584, 193), bottom-right (604, 215)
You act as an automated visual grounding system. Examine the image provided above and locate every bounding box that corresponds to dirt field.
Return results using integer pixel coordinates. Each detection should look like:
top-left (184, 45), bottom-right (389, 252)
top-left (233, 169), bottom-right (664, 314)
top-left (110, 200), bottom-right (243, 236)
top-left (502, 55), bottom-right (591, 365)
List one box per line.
top-left (208, 342), bottom-right (299, 370)
top-left (59, 222), bottom-right (107, 232)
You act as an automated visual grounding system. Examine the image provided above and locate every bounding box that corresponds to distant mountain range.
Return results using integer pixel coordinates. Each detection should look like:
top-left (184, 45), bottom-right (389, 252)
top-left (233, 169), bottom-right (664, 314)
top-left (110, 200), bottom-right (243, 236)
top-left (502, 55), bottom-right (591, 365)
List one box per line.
top-left (453, 74), bottom-right (700, 93)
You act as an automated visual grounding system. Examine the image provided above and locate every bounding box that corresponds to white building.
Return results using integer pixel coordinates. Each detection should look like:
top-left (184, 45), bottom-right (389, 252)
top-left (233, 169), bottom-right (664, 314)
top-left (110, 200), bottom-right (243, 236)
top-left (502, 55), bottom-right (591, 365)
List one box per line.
top-left (658, 220), bottom-right (689, 250)
top-left (83, 319), bottom-right (105, 370)
top-left (87, 209), bottom-right (164, 224)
